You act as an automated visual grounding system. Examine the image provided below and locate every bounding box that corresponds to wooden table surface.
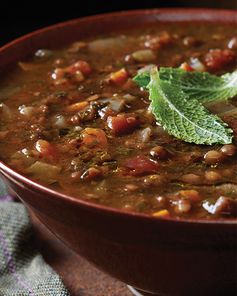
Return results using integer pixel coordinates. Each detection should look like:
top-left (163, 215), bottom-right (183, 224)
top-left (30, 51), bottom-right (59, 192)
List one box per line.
top-left (31, 214), bottom-right (133, 296)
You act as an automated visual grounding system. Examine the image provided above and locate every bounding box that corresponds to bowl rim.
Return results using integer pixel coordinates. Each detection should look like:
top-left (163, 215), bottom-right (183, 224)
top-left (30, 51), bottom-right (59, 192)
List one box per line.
top-left (0, 7), bottom-right (237, 226)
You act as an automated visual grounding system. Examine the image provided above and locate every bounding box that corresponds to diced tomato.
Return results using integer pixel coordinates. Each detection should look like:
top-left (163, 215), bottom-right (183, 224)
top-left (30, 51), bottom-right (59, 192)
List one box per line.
top-left (123, 155), bottom-right (159, 176)
top-left (179, 190), bottom-right (202, 203)
top-left (35, 139), bottom-right (58, 160)
top-left (81, 167), bottom-right (102, 181)
top-left (144, 32), bottom-right (173, 49)
top-left (179, 62), bottom-right (193, 72)
top-left (81, 128), bottom-right (108, 149)
top-left (109, 68), bottom-right (129, 86)
top-left (204, 49), bottom-right (236, 71)
top-left (107, 114), bottom-right (139, 135)
top-left (66, 60), bottom-right (92, 76)
top-left (52, 60), bottom-right (92, 85)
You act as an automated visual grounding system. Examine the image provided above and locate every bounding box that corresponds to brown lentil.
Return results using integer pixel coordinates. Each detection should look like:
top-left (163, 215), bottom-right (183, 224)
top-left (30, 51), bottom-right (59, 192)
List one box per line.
top-left (220, 144), bottom-right (237, 157)
top-left (180, 174), bottom-right (201, 185)
top-left (204, 150), bottom-right (224, 165)
top-left (205, 170), bottom-right (222, 183)
top-left (150, 146), bottom-right (170, 160)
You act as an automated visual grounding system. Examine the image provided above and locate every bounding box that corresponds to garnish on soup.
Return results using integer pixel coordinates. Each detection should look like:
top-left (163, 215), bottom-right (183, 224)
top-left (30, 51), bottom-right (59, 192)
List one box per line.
top-left (134, 67), bottom-right (237, 144)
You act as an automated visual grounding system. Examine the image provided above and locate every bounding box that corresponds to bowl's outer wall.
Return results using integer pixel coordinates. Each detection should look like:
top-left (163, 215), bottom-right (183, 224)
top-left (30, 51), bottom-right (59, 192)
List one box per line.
top-left (0, 9), bottom-right (237, 296)
top-left (2, 171), bottom-right (237, 296)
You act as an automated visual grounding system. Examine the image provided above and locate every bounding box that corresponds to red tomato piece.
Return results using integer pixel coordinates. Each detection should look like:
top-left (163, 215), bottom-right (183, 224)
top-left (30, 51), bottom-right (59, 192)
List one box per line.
top-left (144, 32), bottom-right (173, 49)
top-left (66, 60), bottom-right (92, 76)
top-left (123, 155), bottom-right (159, 176)
top-left (204, 49), bottom-right (236, 71)
top-left (35, 139), bottom-right (58, 160)
top-left (107, 114), bottom-right (139, 135)
top-left (179, 62), bottom-right (194, 72)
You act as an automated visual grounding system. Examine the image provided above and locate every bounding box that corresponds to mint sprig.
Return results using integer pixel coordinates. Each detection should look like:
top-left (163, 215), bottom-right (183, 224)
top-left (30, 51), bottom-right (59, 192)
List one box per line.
top-left (134, 68), bottom-right (237, 103)
top-left (134, 67), bottom-right (234, 145)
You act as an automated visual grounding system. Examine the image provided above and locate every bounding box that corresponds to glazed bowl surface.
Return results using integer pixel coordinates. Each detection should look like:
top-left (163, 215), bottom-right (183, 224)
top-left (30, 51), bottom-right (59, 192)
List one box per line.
top-left (0, 9), bottom-right (237, 296)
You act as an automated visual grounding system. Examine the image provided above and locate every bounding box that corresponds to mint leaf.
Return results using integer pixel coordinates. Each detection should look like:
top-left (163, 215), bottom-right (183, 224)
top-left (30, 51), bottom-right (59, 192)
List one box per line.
top-left (159, 67), bottom-right (237, 103)
top-left (148, 68), bottom-right (233, 145)
top-left (134, 68), bottom-right (237, 103)
top-left (133, 71), bottom-right (150, 88)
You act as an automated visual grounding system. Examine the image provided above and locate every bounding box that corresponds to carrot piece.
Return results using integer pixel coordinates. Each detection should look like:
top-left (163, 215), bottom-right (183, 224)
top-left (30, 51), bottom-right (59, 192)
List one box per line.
top-left (66, 101), bottom-right (89, 112)
top-left (109, 68), bottom-right (129, 86)
top-left (81, 128), bottom-right (108, 149)
top-left (152, 209), bottom-right (170, 218)
top-left (179, 62), bottom-right (193, 72)
top-left (179, 190), bottom-right (201, 202)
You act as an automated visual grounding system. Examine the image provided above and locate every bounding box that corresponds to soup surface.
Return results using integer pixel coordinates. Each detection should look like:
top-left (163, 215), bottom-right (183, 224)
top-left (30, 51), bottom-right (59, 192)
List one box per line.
top-left (1, 22), bottom-right (237, 219)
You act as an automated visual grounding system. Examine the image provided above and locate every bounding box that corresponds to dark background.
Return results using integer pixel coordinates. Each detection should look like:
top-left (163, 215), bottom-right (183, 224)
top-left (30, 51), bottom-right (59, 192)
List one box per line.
top-left (1, 0), bottom-right (236, 46)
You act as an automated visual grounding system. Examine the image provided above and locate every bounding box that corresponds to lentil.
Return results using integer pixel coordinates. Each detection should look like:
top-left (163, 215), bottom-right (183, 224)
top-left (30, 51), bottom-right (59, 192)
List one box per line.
top-left (204, 150), bottom-right (224, 165)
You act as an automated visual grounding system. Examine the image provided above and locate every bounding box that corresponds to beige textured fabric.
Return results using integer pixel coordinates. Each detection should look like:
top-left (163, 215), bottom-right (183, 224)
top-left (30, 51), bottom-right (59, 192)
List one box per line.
top-left (0, 179), bottom-right (70, 296)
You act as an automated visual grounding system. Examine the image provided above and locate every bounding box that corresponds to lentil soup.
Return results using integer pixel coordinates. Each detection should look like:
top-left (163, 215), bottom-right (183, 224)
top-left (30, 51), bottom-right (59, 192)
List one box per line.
top-left (1, 22), bottom-right (237, 219)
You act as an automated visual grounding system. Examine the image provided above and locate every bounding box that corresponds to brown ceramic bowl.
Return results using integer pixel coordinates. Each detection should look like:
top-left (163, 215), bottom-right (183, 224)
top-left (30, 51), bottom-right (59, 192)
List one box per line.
top-left (0, 9), bottom-right (237, 296)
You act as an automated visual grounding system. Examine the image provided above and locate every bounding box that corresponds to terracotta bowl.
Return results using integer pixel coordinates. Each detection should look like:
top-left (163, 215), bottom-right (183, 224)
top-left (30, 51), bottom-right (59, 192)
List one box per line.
top-left (0, 9), bottom-right (237, 296)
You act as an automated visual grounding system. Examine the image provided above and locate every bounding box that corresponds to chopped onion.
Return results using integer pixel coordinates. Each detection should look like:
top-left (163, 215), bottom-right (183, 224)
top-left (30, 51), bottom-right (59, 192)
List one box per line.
top-left (67, 41), bottom-right (87, 53)
top-left (189, 58), bottom-right (206, 72)
top-left (227, 37), bottom-right (237, 50)
top-left (189, 57), bottom-right (206, 72)
top-left (123, 94), bottom-right (136, 102)
top-left (0, 103), bottom-right (12, 120)
top-left (35, 49), bottom-right (53, 59)
top-left (74, 126), bottom-right (83, 132)
top-left (52, 115), bottom-right (67, 128)
top-left (139, 127), bottom-right (152, 143)
top-left (11, 149), bottom-right (35, 166)
top-left (109, 100), bottom-right (125, 112)
top-left (18, 105), bottom-right (34, 117)
top-left (100, 98), bottom-right (125, 112)
top-left (27, 161), bottom-right (61, 184)
top-left (203, 196), bottom-right (236, 215)
top-left (138, 64), bottom-right (156, 74)
top-left (89, 36), bottom-right (127, 53)
top-left (132, 50), bottom-right (156, 63)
